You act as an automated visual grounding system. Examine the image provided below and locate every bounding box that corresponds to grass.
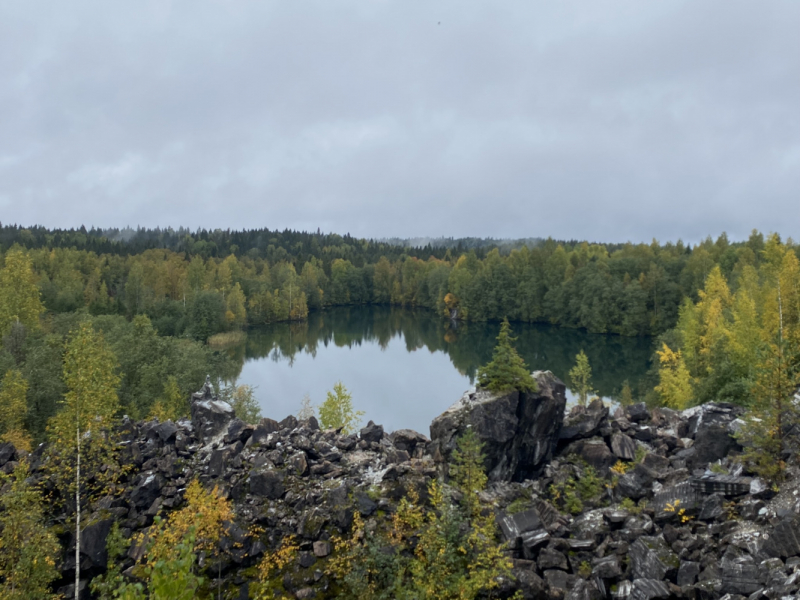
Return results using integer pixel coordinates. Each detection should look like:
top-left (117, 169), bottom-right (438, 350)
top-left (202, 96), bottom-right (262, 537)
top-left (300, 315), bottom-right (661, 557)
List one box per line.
top-left (207, 331), bottom-right (247, 348)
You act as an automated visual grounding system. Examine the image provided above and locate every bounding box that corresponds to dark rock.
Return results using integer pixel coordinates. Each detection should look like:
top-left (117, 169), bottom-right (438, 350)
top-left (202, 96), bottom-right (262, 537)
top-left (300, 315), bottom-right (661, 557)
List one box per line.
top-left (249, 469), bottom-right (285, 499)
top-left (538, 547), bottom-right (568, 571)
top-left (356, 492), bottom-right (378, 517)
top-left (208, 448), bottom-right (230, 477)
top-left (544, 569), bottom-right (574, 592)
top-left (691, 474), bottom-right (751, 496)
top-left (360, 421), bottom-right (384, 443)
top-left (685, 403), bottom-right (743, 469)
top-left (630, 535), bottom-right (680, 581)
top-left (610, 432), bottom-right (637, 461)
top-left (566, 579), bottom-right (603, 600)
top-left (225, 419), bottom-right (254, 444)
top-left (576, 437), bottom-right (616, 474)
top-left (130, 472), bottom-right (163, 508)
top-left (150, 421), bottom-right (179, 444)
top-left (653, 481), bottom-right (700, 519)
top-left (430, 371), bottom-right (567, 482)
top-left (250, 418), bottom-right (281, 446)
top-left (762, 514), bottom-right (800, 558)
top-left (721, 555), bottom-right (760, 595)
top-left (80, 518), bottom-right (114, 568)
top-left (0, 442), bottom-right (16, 466)
top-left (520, 529), bottom-right (550, 559)
top-left (191, 378), bottom-right (234, 444)
top-left (497, 509), bottom-right (543, 544)
top-left (699, 493), bottom-right (726, 521)
top-left (560, 402), bottom-right (608, 441)
top-left (626, 403), bottom-right (651, 423)
top-left (677, 560), bottom-right (701, 586)
top-left (616, 463), bottom-right (655, 500)
top-left (630, 579), bottom-right (670, 600)
top-left (513, 568), bottom-right (546, 600)
top-left (288, 452), bottom-right (308, 476)
top-left (390, 429), bottom-right (429, 454)
top-left (279, 415), bottom-right (298, 430)
top-left (592, 555), bottom-right (622, 579)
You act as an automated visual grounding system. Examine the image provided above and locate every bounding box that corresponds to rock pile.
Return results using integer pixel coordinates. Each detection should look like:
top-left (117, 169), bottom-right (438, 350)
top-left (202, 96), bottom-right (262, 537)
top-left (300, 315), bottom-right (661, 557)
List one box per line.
top-left (2, 374), bottom-right (800, 599)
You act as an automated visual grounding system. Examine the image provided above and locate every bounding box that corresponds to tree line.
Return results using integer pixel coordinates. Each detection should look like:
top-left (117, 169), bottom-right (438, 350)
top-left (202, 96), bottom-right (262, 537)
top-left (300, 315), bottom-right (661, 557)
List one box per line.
top-left (3, 226), bottom-right (789, 341)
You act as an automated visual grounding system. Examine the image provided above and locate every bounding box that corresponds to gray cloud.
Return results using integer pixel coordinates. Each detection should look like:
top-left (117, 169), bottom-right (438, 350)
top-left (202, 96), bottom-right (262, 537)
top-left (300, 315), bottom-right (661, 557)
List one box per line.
top-left (1, 0), bottom-right (798, 243)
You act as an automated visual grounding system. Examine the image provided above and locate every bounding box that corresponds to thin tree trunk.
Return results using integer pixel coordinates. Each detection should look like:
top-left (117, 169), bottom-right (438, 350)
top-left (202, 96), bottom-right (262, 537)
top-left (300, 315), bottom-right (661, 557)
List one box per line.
top-left (76, 418), bottom-right (81, 598)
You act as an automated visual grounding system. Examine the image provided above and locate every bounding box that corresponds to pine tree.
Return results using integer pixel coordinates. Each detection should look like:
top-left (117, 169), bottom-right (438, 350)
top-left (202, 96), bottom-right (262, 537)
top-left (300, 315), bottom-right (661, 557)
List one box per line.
top-left (476, 318), bottom-right (537, 393)
top-left (450, 428), bottom-right (488, 517)
top-left (568, 350), bottom-right (595, 406)
top-left (0, 462), bottom-right (60, 599)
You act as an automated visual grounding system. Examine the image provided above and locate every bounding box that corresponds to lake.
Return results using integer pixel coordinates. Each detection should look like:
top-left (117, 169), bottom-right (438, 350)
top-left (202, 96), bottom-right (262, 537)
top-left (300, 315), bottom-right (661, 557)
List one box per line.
top-left (227, 306), bottom-right (654, 435)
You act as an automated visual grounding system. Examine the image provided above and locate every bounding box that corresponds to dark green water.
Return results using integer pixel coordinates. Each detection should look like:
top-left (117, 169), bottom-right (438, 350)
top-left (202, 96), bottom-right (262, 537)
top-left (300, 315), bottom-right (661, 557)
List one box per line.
top-left (232, 306), bottom-right (654, 434)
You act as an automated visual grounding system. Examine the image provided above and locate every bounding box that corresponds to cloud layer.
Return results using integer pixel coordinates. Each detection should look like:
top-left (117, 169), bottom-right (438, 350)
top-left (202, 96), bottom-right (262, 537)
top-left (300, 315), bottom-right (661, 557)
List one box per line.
top-left (1, 1), bottom-right (798, 242)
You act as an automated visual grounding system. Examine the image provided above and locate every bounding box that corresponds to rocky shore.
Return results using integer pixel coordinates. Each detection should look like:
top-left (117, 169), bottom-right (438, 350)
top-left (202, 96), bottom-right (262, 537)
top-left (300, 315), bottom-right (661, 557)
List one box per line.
top-left (2, 371), bottom-right (800, 599)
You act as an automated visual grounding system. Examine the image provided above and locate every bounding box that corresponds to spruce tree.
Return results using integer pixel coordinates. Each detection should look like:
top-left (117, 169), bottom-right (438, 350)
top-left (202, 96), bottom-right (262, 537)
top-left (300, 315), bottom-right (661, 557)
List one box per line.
top-left (476, 318), bottom-right (537, 393)
top-left (568, 350), bottom-right (596, 407)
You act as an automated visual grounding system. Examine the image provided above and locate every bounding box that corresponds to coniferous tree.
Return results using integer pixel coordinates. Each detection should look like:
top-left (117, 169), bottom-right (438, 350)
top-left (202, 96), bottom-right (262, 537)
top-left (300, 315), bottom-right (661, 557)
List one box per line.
top-left (476, 318), bottom-right (537, 393)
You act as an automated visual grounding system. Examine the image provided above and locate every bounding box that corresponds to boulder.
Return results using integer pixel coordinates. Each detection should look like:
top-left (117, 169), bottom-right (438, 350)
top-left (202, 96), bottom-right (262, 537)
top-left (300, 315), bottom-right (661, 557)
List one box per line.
top-left (625, 402), bottom-right (651, 423)
top-left (683, 403), bottom-right (743, 469)
top-left (0, 442), bottom-right (17, 466)
top-left (130, 472), bottom-right (163, 509)
top-left (390, 429), bottom-right (429, 454)
top-left (610, 432), bottom-right (637, 461)
top-left (560, 400), bottom-right (609, 442)
top-left (79, 518), bottom-right (114, 569)
top-left (249, 469), bottom-right (285, 499)
top-left (629, 535), bottom-right (679, 581)
top-left (360, 421), bottom-right (384, 443)
top-left (250, 418), bottom-right (281, 446)
top-left (762, 513), bottom-right (800, 558)
top-left (190, 377), bottom-right (234, 444)
top-left (430, 371), bottom-right (567, 482)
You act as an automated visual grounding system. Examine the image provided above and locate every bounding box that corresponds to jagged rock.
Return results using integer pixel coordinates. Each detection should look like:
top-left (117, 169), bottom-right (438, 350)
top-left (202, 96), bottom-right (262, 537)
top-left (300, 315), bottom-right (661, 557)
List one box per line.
top-left (149, 420), bottom-right (179, 444)
top-left (560, 400), bottom-right (608, 441)
top-left (721, 554), bottom-right (760, 595)
top-left (359, 420), bottom-right (384, 443)
top-left (288, 452), bottom-right (308, 476)
top-left (79, 518), bottom-right (114, 569)
top-left (630, 579), bottom-right (670, 600)
top-left (313, 541), bottom-right (331, 557)
top-left (191, 377), bottom-right (234, 444)
top-left (538, 547), bottom-right (568, 570)
top-left (677, 560), bottom-right (701, 586)
top-left (279, 415), bottom-right (298, 430)
top-left (616, 463), bottom-right (656, 500)
top-left (762, 514), bottom-right (800, 558)
top-left (544, 569), bottom-right (575, 593)
top-left (430, 371), bottom-right (566, 482)
top-left (0, 442), bottom-right (16, 466)
top-left (630, 535), bottom-right (680, 581)
top-left (592, 555), bottom-right (622, 579)
top-left (513, 568), bottom-right (546, 599)
top-left (611, 432), bottom-right (637, 461)
top-left (249, 469), bottom-right (285, 499)
top-left (497, 509), bottom-right (543, 544)
top-left (566, 579), bottom-right (603, 600)
top-left (626, 403), bottom-right (651, 423)
top-left (684, 403), bottom-right (743, 469)
top-left (130, 472), bottom-right (163, 508)
top-left (390, 429), bottom-right (429, 454)
top-left (699, 493), bottom-right (725, 521)
top-left (225, 419), bottom-right (254, 444)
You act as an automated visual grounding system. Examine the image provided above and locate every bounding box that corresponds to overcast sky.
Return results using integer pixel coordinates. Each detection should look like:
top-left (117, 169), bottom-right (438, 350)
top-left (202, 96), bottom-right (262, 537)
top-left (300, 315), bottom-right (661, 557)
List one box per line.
top-left (1, 1), bottom-right (798, 243)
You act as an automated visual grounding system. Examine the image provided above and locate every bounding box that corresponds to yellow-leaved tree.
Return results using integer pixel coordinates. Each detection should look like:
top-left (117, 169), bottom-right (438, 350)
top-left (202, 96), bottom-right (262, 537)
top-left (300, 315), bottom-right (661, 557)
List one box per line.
top-left (0, 248), bottom-right (45, 335)
top-left (0, 369), bottom-right (32, 451)
top-left (655, 343), bottom-right (693, 409)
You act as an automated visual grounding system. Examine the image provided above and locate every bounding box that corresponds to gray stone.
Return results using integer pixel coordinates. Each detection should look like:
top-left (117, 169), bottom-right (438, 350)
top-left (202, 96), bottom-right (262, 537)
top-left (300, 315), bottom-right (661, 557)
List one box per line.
top-left (560, 401), bottom-right (608, 441)
top-left (249, 469), bottom-right (285, 499)
top-left (762, 514), bottom-right (800, 558)
top-left (80, 518), bottom-right (114, 568)
top-left (677, 561), bottom-right (701, 586)
top-left (497, 509), bottom-right (542, 543)
top-left (611, 432), bottom-right (637, 461)
top-left (626, 403), bottom-right (651, 423)
top-left (360, 420), bottom-right (384, 443)
top-left (150, 420), bottom-right (179, 444)
top-left (538, 547), bottom-right (568, 571)
top-left (592, 555), bottom-right (622, 579)
top-left (566, 579), bottom-right (603, 600)
top-left (190, 377), bottom-right (234, 444)
top-left (430, 371), bottom-right (567, 482)
top-left (630, 579), bottom-right (670, 600)
top-left (130, 472), bottom-right (163, 508)
top-left (630, 535), bottom-right (680, 581)
top-left (721, 555), bottom-right (760, 595)
top-left (390, 429), bottom-right (429, 454)
top-left (313, 541), bottom-right (331, 557)
top-left (699, 493), bottom-right (726, 521)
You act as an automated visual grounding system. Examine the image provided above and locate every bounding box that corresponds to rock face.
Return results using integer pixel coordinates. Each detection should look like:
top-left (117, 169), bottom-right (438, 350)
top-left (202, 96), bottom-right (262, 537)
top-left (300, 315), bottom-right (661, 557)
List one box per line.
top-left (429, 371), bottom-right (567, 481)
top-left (190, 375), bottom-right (235, 444)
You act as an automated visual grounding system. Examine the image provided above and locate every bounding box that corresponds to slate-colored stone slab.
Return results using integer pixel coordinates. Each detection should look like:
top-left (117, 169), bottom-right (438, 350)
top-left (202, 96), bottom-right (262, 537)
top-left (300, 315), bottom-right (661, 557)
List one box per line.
top-left (630, 535), bottom-right (680, 581)
top-left (690, 474), bottom-right (751, 496)
top-left (497, 509), bottom-right (543, 543)
top-left (630, 579), bottom-right (670, 600)
top-left (762, 514), bottom-right (800, 558)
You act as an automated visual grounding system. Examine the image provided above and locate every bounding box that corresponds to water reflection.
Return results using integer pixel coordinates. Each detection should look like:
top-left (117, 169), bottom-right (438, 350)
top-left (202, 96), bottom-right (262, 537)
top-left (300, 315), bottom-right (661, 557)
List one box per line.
top-left (231, 306), bottom-right (654, 432)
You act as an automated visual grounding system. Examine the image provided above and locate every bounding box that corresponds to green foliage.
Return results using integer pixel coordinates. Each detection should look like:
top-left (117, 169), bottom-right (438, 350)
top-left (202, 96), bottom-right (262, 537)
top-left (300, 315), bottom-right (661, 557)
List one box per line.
top-left (90, 521), bottom-right (129, 599)
top-left (0, 369), bottom-right (32, 450)
top-left (0, 462), bottom-right (60, 599)
top-left (318, 381), bottom-right (364, 434)
top-left (0, 248), bottom-right (45, 335)
top-left (221, 382), bottom-right (262, 424)
top-left (568, 350), bottom-right (595, 406)
top-left (549, 460), bottom-right (604, 515)
top-left (477, 318), bottom-right (537, 393)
